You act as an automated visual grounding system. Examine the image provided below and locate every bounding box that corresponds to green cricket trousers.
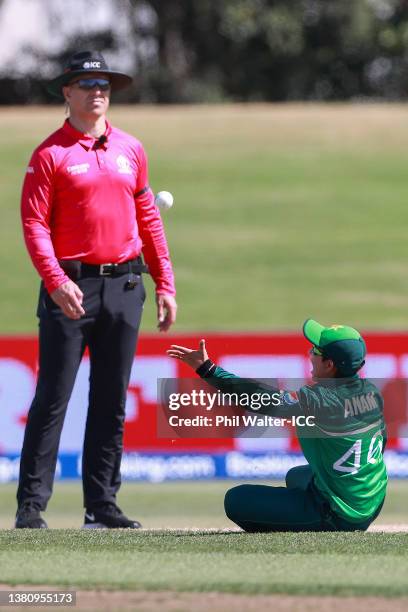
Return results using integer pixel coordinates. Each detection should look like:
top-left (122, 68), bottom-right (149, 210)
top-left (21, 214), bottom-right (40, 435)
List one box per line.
top-left (224, 465), bottom-right (383, 532)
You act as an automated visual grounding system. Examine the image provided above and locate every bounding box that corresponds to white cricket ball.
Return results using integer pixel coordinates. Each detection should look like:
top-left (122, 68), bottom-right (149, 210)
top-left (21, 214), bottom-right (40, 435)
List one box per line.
top-left (155, 191), bottom-right (174, 211)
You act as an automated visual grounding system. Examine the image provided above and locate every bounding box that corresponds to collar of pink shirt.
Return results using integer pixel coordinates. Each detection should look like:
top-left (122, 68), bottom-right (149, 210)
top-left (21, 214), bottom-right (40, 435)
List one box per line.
top-left (62, 119), bottom-right (112, 150)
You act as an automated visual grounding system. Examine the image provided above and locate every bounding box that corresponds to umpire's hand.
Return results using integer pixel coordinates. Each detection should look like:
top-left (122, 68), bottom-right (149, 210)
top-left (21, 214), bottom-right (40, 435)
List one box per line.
top-left (50, 281), bottom-right (85, 319)
top-left (167, 339), bottom-right (208, 369)
top-left (156, 294), bottom-right (177, 332)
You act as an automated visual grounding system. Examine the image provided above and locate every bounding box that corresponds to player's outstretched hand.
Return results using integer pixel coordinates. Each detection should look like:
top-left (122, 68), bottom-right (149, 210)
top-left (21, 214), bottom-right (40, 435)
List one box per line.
top-left (167, 339), bottom-right (208, 370)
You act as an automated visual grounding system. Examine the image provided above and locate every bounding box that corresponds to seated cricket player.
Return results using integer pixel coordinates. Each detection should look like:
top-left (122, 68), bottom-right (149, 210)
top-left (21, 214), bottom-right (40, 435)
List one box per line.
top-left (167, 319), bottom-right (388, 532)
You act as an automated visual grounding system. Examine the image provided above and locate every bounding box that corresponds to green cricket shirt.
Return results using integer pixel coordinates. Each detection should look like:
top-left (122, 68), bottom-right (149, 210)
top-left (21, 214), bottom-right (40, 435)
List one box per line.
top-left (197, 360), bottom-right (388, 523)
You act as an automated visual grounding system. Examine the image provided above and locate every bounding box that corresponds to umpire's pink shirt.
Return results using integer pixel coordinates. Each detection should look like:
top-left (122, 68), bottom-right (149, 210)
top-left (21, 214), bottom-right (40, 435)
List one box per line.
top-left (21, 119), bottom-right (175, 295)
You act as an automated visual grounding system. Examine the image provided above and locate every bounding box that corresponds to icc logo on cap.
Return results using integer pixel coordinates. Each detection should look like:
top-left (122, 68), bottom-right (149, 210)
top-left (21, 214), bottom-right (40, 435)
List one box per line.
top-left (83, 61), bottom-right (101, 69)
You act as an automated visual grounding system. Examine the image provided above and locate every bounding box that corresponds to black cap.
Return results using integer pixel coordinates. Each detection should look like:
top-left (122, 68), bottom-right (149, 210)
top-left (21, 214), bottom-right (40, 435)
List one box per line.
top-left (47, 50), bottom-right (132, 98)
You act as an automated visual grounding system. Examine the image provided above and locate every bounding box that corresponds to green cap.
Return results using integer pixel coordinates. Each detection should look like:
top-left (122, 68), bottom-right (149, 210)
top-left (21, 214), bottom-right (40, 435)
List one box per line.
top-left (303, 319), bottom-right (366, 376)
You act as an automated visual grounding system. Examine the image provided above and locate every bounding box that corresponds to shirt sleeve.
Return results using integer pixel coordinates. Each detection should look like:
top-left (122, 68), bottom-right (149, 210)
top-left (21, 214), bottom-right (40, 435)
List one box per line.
top-left (21, 148), bottom-right (70, 294)
top-left (134, 145), bottom-right (176, 296)
top-left (196, 360), bottom-right (304, 417)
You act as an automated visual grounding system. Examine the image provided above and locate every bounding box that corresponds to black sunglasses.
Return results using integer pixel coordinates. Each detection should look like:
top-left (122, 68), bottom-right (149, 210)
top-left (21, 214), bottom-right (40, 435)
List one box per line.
top-left (71, 78), bottom-right (111, 91)
top-left (311, 346), bottom-right (324, 356)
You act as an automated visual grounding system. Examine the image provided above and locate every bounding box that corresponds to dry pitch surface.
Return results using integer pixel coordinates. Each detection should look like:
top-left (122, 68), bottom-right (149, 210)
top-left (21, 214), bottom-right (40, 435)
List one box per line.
top-left (1, 586), bottom-right (408, 612)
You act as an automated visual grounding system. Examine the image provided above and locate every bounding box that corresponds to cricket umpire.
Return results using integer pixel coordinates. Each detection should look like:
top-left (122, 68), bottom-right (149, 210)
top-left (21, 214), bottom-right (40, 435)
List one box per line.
top-left (17, 50), bottom-right (177, 529)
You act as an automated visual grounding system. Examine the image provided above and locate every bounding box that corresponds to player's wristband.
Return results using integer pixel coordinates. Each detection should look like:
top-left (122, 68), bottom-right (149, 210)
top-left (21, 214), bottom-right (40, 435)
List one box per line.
top-left (196, 359), bottom-right (217, 378)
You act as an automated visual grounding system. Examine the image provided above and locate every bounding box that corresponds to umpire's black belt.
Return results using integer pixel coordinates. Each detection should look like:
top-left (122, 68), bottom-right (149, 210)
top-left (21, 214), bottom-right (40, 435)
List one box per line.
top-left (59, 257), bottom-right (149, 280)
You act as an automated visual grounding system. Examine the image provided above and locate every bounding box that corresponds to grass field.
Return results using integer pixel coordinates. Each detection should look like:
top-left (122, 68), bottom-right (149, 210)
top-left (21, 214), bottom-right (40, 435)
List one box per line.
top-left (2, 480), bottom-right (408, 530)
top-left (1, 530), bottom-right (408, 597)
top-left (0, 480), bottom-right (408, 609)
top-left (1, 104), bottom-right (408, 334)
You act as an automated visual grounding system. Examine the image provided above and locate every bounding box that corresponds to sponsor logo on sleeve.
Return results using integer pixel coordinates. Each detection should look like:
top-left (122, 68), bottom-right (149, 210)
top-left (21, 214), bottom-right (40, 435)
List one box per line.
top-left (26, 166), bottom-right (34, 174)
top-left (282, 391), bottom-right (299, 406)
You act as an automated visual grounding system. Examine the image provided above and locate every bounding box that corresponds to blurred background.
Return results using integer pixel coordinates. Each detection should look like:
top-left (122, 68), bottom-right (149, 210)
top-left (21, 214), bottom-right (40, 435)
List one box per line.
top-left (1, 0), bottom-right (408, 527)
top-left (3, 0), bottom-right (408, 104)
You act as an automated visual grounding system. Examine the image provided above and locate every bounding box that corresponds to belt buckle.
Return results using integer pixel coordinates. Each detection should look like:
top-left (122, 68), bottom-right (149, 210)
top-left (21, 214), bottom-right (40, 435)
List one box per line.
top-left (99, 263), bottom-right (114, 276)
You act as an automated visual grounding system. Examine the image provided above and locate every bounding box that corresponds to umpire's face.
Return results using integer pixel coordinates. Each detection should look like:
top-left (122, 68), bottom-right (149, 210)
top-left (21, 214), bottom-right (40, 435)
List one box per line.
top-left (63, 72), bottom-right (111, 119)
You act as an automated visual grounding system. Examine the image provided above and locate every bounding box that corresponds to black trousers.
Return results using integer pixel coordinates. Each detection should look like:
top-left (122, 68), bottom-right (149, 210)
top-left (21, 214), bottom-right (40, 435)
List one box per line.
top-left (17, 273), bottom-right (145, 511)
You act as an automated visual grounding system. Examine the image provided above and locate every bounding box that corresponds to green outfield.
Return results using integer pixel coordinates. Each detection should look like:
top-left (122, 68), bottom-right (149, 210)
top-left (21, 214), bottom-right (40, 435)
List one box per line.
top-left (0, 480), bottom-right (408, 600)
top-left (2, 530), bottom-right (408, 598)
top-left (2, 480), bottom-right (408, 530)
top-left (1, 104), bottom-right (408, 334)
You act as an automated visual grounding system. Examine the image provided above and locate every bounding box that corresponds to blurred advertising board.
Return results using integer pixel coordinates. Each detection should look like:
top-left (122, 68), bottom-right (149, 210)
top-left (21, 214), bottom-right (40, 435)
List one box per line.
top-left (1, 332), bottom-right (408, 480)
